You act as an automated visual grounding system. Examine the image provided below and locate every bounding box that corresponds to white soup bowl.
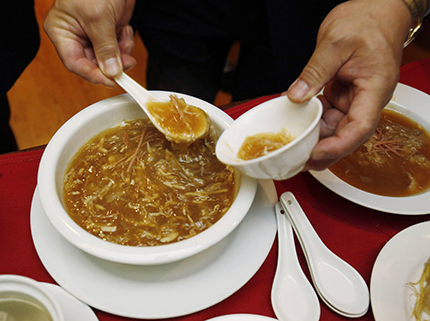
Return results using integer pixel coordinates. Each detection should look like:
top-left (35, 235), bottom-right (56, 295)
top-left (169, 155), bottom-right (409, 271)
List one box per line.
top-left (37, 92), bottom-right (257, 265)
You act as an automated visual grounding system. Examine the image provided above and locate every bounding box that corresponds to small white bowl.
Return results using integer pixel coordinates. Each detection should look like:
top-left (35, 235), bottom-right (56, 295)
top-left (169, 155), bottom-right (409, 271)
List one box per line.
top-left (37, 92), bottom-right (257, 265)
top-left (216, 95), bottom-right (322, 180)
top-left (0, 275), bottom-right (64, 321)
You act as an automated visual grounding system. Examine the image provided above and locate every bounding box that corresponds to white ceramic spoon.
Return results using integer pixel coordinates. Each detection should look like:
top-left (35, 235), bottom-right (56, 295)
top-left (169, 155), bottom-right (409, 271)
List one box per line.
top-left (114, 72), bottom-right (210, 143)
top-left (279, 192), bottom-right (369, 318)
top-left (271, 202), bottom-right (320, 321)
top-left (114, 72), bottom-right (164, 130)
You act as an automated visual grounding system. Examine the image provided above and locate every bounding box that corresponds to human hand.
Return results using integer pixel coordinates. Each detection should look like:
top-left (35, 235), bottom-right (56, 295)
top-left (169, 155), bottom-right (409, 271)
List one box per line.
top-left (44, 0), bottom-right (136, 87)
top-left (285, 0), bottom-right (414, 171)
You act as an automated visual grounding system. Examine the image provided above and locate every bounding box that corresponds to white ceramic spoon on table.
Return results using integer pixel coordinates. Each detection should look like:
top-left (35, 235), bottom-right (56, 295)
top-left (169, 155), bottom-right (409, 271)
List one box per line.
top-left (271, 202), bottom-right (320, 321)
top-left (114, 72), bottom-right (210, 144)
top-left (279, 192), bottom-right (370, 318)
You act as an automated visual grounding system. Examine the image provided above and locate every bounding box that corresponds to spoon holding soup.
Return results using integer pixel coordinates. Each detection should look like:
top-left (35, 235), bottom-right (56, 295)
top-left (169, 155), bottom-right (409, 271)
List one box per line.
top-left (114, 72), bottom-right (210, 144)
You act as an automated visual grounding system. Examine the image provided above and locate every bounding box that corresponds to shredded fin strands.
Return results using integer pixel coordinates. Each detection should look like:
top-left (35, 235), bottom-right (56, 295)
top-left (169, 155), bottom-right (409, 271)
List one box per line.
top-left (127, 129), bottom-right (146, 173)
top-left (329, 109), bottom-right (430, 197)
top-left (363, 127), bottom-right (407, 157)
top-left (409, 257), bottom-right (430, 321)
top-left (63, 119), bottom-right (235, 247)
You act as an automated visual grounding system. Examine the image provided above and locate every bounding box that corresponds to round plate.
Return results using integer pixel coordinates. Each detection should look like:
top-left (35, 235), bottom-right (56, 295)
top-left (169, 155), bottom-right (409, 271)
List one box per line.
top-left (206, 314), bottom-right (277, 321)
top-left (370, 221), bottom-right (430, 321)
top-left (31, 182), bottom-right (277, 319)
top-left (41, 283), bottom-right (98, 321)
top-left (310, 83), bottom-right (430, 215)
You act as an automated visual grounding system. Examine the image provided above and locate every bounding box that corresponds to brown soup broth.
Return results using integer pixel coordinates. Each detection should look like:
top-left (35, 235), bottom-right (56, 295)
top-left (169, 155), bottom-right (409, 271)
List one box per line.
top-left (63, 118), bottom-right (236, 246)
top-left (329, 109), bottom-right (430, 197)
top-left (237, 129), bottom-right (294, 161)
top-left (146, 95), bottom-right (209, 144)
top-left (0, 298), bottom-right (52, 321)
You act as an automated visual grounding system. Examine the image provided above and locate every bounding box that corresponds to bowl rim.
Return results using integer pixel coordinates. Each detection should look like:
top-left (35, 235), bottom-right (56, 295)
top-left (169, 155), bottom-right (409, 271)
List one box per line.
top-left (37, 92), bottom-right (257, 265)
top-left (216, 95), bottom-right (323, 165)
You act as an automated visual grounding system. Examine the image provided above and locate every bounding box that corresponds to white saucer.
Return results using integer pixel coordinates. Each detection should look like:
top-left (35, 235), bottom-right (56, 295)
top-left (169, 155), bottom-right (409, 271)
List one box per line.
top-left (370, 221), bottom-right (430, 321)
top-left (206, 314), bottom-right (278, 320)
top-left (41, 283), bottom-right (98, 321)
top-left (31, 181), bottom-right (277, 319)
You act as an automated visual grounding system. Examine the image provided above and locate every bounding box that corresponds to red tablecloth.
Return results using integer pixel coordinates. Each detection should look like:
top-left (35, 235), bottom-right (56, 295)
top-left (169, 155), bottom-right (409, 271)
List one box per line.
top-left (1, 58), bottom-right (430, 321)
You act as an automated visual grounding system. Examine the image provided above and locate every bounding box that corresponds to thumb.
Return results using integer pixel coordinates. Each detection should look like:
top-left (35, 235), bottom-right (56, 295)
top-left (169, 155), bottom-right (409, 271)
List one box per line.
top-left (287, 46), bottom-right (341, 103)
top-left (85, 21), bottom-right (123, 78)
top-left (99, 52), bottom-right (123, 79)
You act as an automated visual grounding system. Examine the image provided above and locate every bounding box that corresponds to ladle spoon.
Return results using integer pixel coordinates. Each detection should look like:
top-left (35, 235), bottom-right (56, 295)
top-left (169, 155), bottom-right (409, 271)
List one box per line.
top-left (114, 72), bottom-right (164, 130)
top-left (271, 202), bottom-right (320, 321)
top-left (114, 72), bottom-right (210, 144)
top-left (279, 192), bottom-right (369, 317)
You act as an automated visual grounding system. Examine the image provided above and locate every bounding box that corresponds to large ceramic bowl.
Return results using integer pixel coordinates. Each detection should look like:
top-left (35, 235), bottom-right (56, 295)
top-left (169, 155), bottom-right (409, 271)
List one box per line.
top-left (216, 95), bottom-right (322, 180)
top-left (0, 275), bottom-right (64, 321)
top-left (37, 91), bottom-right (257, 265)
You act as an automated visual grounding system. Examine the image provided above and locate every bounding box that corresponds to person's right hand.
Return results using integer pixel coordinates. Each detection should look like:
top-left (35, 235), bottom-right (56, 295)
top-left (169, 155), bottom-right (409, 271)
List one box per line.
top-left (44, 0), bottom-right (136, 87)
top-left (285, 0), bottom-right (413, 171)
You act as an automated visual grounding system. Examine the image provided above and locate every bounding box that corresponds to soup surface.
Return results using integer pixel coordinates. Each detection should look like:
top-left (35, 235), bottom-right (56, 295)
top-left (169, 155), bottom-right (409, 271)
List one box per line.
top-left (237, 129), bottom-right (295, 160)
top-left (0, 297), bottom-right (52, 321)
top-left (329, 109), bottom-right (430, 196)
top-left (147, 95), bottom-right (210, 144)
top-left (63, 118), bottom-right (236, 246)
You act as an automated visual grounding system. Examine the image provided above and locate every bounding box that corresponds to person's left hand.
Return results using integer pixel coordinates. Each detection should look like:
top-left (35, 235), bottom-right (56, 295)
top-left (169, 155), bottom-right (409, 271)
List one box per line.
top-left (286, 0), bottom-right (414, 171)
top-left (44, 0), bottom-right (136, 87)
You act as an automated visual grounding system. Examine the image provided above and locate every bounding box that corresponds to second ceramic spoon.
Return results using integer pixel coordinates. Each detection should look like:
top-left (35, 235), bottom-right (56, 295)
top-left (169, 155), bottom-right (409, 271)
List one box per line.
top-left (271, 202), bottom-right (320, 321)
top-left (279, 192), bottom-right (370, 317)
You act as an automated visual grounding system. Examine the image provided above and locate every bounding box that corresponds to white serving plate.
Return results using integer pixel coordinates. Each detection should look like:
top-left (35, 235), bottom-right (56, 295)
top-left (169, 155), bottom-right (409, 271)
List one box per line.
top-left (370, 221), bottom-right (430, 321)
top-left (206, 314), bottom-right (278, 321)
top-left (31, 181), bottom-right (277, 319)
top-left (42, 283), bottom-right (98, 321)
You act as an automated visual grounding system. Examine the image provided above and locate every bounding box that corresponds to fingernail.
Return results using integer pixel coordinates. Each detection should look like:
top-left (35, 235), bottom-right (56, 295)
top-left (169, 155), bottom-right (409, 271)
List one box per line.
top-left (311, 152), bottom-right (327, 161)
top-left (288, 79), bottom-right (309, 101)
top-left (125, 25), bottom-right (134, 39)
top-left (101, 57), bottom-right (121, 77)
top-left (311, 152), bottom-right (336, 163)
top-left (123, 39), bottom-right (135, 55)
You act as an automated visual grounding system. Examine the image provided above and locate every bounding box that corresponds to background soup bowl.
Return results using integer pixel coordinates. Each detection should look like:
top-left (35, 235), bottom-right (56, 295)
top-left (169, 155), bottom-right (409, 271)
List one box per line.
top-left (0, 275), bottom-right (64, 321)
top-left (37, 91), bottom-right (257, 265)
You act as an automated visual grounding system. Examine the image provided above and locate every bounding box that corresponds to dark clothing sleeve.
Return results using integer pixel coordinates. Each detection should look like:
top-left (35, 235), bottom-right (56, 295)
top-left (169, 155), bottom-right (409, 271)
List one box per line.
top-left (0, 0), bottom-right (40, 153)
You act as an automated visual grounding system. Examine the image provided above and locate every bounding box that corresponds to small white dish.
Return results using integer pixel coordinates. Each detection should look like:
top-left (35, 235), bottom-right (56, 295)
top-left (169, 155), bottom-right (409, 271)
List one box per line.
top-left (37, 92), bottom-right (257, 265)
top-left (41, 283), bottom-right (98, 321)
top-left (206, 314), bottom-right (278, 321)
top-left (0, 275), bottom-right (64, 321)
top-left (370, 220), bottom-right (430, 321)
top-left (216, 95), bottom-right (322, 180)
top-left (310, 83), bottom-right (430, 215)
top-left (31, 181), bottom-right (277, 319)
